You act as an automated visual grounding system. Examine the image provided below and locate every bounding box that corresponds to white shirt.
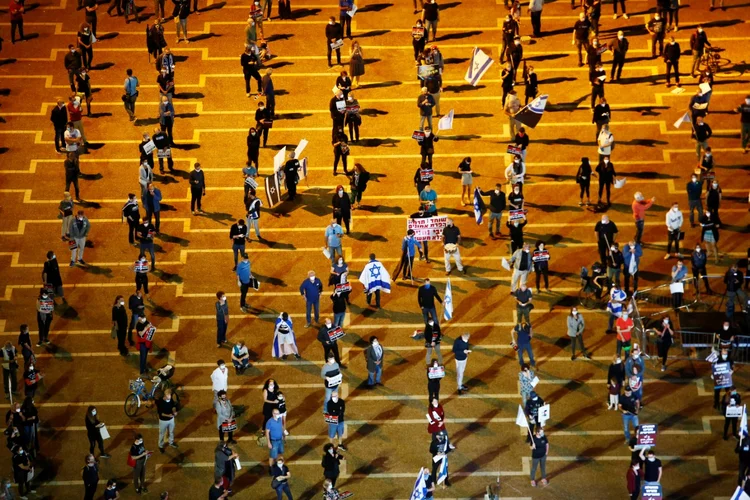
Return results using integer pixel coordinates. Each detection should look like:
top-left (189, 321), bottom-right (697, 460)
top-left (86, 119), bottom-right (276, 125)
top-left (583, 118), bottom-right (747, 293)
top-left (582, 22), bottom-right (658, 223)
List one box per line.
top-left (64, 128), bottom-right (81, 152)
top-left (597, 130), bottom-right (614, 155)
top-left (666, 209), bottom-right (684, 231)
top-left (211, 367), bottom-right (228, 392)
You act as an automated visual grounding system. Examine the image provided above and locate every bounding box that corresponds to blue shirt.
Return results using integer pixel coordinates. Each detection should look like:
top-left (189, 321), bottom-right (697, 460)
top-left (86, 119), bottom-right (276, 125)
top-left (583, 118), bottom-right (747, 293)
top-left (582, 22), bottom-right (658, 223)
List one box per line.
top-left (452, 337), bottom-right (469, 361)
top-left (300, 278), bottom-right (323, 302)
top-left (515, 325), bottom-right (532, 346)
top-left (325, 224), bottom-right (343, 248)
top-left (402, 236), bottom-right (422, 257)
top-left (420, 190), bottom-right (437, 213)
top-left (124, 76), bottom-right (139, 96)
top-left (236, 260), bottom-right (251, 284)
top-left (265, 417), bottom-right (284, 440)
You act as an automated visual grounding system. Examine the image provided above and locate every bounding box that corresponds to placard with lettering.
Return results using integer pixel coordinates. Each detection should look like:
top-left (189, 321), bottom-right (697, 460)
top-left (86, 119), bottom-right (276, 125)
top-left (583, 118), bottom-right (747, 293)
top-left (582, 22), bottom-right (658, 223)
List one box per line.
top-left (418, 65), bottom-right (439, 79)
top-left (157, 148), bottom-right (171, 158)
top-left (412, 130), bottom-right (425, 141)
top-left (412, 26), bottom-right (425, 38)
top-left (327, 327), bottom-right (345, 342)
top-left (508, 210), bottom-right (526, 221)
top-left (419, 169), bottom-right (434, 182)
top-left (726, 405), bottom-right (743, 418)
top-left (324, 413), bottom-right (339, 424)
top-left (143, 324), bottom-right (157, 342)
top-left (641, 483), bottom-right (662, 500)
top-left (345, 104), bottom-right (360, 114)
top-left (428, 366), bottom-right (445, 379)
top-left (507, 145), bottom-right (522, 156)
top-left (713, 361), bottom-right (733, 389)
top-left (532, 250), bottom-right (550, 262)
top-left (330, 39), bottom-right (344, 50)
top-left (407, 216), bottom-right (448, 242)
top-left (635, 424), bottom-right (657, 450)
top-left (335, 282), bottom-right (352, 294)
top-left (134, 261), bottom-right (149, 273)
top-left (335, 100), bottom-right (346, 113)
top-left (38, 299), bottom-right (55, 314)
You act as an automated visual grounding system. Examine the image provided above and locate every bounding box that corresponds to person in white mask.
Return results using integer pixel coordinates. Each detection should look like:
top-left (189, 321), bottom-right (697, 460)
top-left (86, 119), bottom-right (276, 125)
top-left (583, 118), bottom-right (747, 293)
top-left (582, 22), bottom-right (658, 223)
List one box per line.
top-left (665, 202), bottom-right (684, 259)
top-left (210, 359), bottom-right (229, 404)
top-left (365, 336), bottom-right (384, 387)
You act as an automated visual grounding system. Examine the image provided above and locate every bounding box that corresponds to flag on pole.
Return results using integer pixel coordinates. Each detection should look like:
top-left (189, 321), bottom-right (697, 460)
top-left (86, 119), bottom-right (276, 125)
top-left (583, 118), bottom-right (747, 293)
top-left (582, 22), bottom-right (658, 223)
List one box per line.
top-left (515, 405), bottom-right (529, 428)
top-left (731, 486), bottom-right (750, 500)
top-left (443, 278), bottom-right (453, 321)
top-left (438, 109), bottom-right (455, 131)
top-left (473, 187), bottom-right (485, 225)
top-left (740, 404), bottom-right (747, 444)
top-left (410, 469), bottom-right (428, 500)
top-left (464, 47), bottom-right (493, 87)
top-left (514, 94), bottom-right (548, 129)
top-left (673, 112), bottom-right (691, 129)
top-left (264, 173), bottom-right (282, 207)
top-left (436, 455), bottom-right (449, 485)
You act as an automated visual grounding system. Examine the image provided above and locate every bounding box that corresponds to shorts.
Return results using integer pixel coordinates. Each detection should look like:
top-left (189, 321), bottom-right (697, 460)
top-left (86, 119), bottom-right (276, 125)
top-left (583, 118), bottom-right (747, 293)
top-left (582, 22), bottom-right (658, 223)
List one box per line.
top-left (269, 439), bottom-right (284, 458)
top-left (327, 421), bottom-right (345, 439)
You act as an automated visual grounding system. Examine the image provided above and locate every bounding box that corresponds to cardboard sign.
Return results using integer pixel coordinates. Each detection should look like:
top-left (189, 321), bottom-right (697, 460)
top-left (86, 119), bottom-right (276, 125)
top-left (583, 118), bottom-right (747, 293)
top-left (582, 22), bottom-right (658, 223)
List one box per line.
top-left (508, 209), bottom-right (525, 221)
top-left (412, 26), bottom-right (425, 38)
top-left (339, 492), bottom-right (353, 499)
top-left (335, 282), bottom-right (352, 294)
top-left (328, 327), bottom-right (345, 342)
top-left (635, 424), bottom-right (657, 450)
top-left (221, 419), bottom-right (237, 432)
top-left (428, 366), bottom-right (446, 379)
top-left (324, 413), bottom-right (339, 424)
top-left (330, 39), bottom-right (344, 50)
top-left (669, 282), bottom-right (684, 294)
top-left (38, 299), bottom-right (55, 314)
top-left (142, 140), bottom-right (156, 155)
top-left (407, 216), bottom-right (448, 242)
top-left (532, 250), bottom-right (550, 262)
top-left (597, 45), bottom-right (608, 55)
top-left (412, 130), bottom-right (425, 141)
top-left (641, 483), bottom-right (662, 500)
top-left (713, 361), bottom-right (733, 389)
top-left (726, 405), bottom-right (743, 418)
top-left (507, 145), bottom-right (522, 156)
top-left (418, 65), bottom-right (439, 79)
top-left (345, 104), bottom-right (360, 114)
top-left (100, 425), bottom-right (110, 440)
top-left (157, 148), bottom-right (171, 158)
top-left (346, 4), bottom-right (357, 17)
top-left (538, 403), bottom-right (550, 424)
top-left (134, 262), bottom-right (149, 273)
top-left (335, 100), bottom-right (347, 113)
top-left (419, 169), bottom-right (434, 182)
top-left (326, 373), bottom-right (343, 388)
top-left (143, 324), bottom-right (157, 341)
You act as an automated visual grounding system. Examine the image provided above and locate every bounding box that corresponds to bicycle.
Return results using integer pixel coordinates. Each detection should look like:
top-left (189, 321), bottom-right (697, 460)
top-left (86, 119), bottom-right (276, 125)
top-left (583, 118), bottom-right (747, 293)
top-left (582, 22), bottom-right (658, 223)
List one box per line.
top-left (578, 265), bottom-right (608, 310)
top-left (699, 47), bottom-right (730, 75)
top-left (124, 365), bottom-right (182, 417)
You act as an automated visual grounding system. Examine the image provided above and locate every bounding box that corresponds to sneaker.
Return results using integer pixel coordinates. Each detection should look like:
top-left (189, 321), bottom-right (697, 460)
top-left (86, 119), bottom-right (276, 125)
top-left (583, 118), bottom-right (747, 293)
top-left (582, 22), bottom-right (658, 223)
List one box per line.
top-left (578, 201), bottom-right (583, 206)
top-left (571, 355), bottom-right (575, 360)
top-left (294, 354), bottom-right (301, 359)
top-left (612, 13), bottom-right (617, 18)
top-left (663, 253), bottom-right (670, 260)
top-left (623, 13), bottom-right (628, 18)
top-left (338, 444), bottom-right (347, 451)
top-left (101, 453), bottom-right (111, 458)
top-left (78, 259), bottom-right (87, 265)
top-left (583, 353), bottom-right (591, 359)
top-left (36, 342), bottom-right (44, 347)
top-left (70, 260), bottom-right (76, 267)
top-left (541, 478), bottom-right (548, 486)
top-left (661, 365), bottom-right (666, 372)
top-left (530, 480), bottom-right (537, 487)
top-left (305, 323), bottom-right (311, 328)
top-left (142, 487), bottom-right (148, 493)
top-left (170, 442), bottom-right (179, 448)
top-left (159, 447), bottom-right (165, 453)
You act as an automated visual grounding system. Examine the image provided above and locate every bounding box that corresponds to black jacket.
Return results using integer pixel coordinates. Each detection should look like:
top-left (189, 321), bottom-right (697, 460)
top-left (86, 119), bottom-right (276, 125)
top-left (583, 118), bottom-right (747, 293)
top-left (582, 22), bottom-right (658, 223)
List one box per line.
top-left (326, 23), bottom-right (343, 41)
top-left (418, 134), bottom-right (438, 154)
top-left (663, 42), bottom-right (681, 61)
top-left (322, 451), bottom-right (342, 478)
top-left (51, 105), bottom-right (68, 128)
top-left (592, 103), bottom-right (611, 125)
top-left (153, 131), bottom-right (170, 150)
top-left (480, 189), bottom-right (506, 213)
top-left (418, 285), bottom-right (442, 309)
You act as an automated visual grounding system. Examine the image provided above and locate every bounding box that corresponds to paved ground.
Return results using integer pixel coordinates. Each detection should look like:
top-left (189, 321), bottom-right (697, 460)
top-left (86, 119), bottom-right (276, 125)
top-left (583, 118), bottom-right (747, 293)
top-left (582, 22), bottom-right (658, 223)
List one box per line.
top-left (1, 0), bottom-right (750, 498)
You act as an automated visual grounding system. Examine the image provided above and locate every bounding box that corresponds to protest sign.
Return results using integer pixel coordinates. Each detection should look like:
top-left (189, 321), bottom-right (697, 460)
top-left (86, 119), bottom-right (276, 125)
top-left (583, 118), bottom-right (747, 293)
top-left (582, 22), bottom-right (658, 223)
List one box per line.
top-left (634, 424), bottom-right (657, 450)
top-left (407, 216), bottom-right (448, 241)
top-left (713, 361), bottom-right (733, 389)
top-left (641, 483), bottom-right (662, 500)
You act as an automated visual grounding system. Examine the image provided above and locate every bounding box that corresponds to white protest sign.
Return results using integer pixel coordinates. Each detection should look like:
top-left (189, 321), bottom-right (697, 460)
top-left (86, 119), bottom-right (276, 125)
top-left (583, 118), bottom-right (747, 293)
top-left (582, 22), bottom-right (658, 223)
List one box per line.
top-left (294, 139), bottom-right (308, 159)
top-left (406, 216), bottom-right (448, 242)
top-left (538, 404), bottom-right (550, 424)
top-left (273, 146), bottom-right (287, 172)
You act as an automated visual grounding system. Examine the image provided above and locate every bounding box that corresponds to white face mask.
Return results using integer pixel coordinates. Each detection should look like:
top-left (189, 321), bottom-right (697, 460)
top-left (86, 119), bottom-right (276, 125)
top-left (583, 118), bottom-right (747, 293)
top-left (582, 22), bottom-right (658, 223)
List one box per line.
top-left (136, 440), bottom-right (143, 445)
top-left (622, 314), bottom-right (629, 320)
top-left (326, 321), bottom-right (332, 328)
top-left (164, 397), bottom-right (171, 402)
top-left (604, 159), bottom-right (609, 164)
top-left (309, 276), bottom-right (315, 282)
top-left (259, 106), bottom-right (265, 111)
top-left (706, 153), bottom-right (712, 158)
top-left (698, 28), bottom-right (703, 33)
top-left (337, 259), bottom-right (343, 265)
top-left (91, 410), bottom-right (97, 416)
top-left (611, 247), bottom-right (617, 252)
top-left (331, 397), bottom-right (339, 403)
top-left (494, 189), bottom-right (500, 194)
top-left (338, 190), bottom-right (343, 196)
top-left (329, 21), bottom-right (334, 25)
top-left (372, 341), bottom-right (379, 347)
top-left (219, 364), bottom-right (226, 370)
top-left (513, 222), bottom-right (519, 227)
top-left (672, 207), bottom-right (679, 212)
top-left (572, 310), bottom-right (578, 315)
top-left (539, 244), bottom-right (544, 250)
top-left (712, 183), bottom-right (718, 188)
top-left (618, 35), bottom-right (623, 40)
top-left (425, 131), bottom-right (431, 137)
top-left (724, 326), bottom-right (729, 331)
top-left (746, 99), bottom-right (750, 105)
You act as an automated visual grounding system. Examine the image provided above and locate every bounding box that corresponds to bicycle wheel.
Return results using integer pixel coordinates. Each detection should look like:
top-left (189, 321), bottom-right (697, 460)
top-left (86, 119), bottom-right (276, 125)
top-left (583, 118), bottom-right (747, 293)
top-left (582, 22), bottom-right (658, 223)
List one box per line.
top-left (124, 394), bottom-right (140, 417)
top-left (578, 287), bottom-right (597, 310)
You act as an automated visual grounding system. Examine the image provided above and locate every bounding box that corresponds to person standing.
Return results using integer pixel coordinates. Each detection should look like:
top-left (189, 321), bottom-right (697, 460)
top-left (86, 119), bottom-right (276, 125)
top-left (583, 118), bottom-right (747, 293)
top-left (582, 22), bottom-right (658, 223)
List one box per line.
top-left (324, 219), bottom-right (344, 265)
top-left (127, 290), bottom-right (144, 347)
top-left (656, 317), bottom-right (673, 372)
top-left (349, 41), bottom-right (364, 87)
top-left (568, 307), bottom-right (589, 360)
top-left (500, 14), bottom-right (519, 64)
top-left (69, 210), bottom-right (90, 266)
top-left (592, 98), bottom-right (611, 141)
top-left (631, 192), bottom-right (655, 245)
top-left (422, 319), bottom-right (442, 365)
top-left (699, 210), bottom-right (720, 264)
top-left (235, 253), bottom-right (252, 314)
top-left (571, 12), bottom-right (591, 67)
top-left (134, 315), bottom-right (153, 374)
top-left (112, 296), bottom-right (128, 356)
top-left (318, 318), bottom-right (343, 366)
top-left (130, 434), bottom-right (150, 494)
top-left (665, 202), bottom-right (683, 259)
top-left (123, 69), bottom-right (140, 122)
top-left (214, 442), bottom-right (238, 493)
top-left (325, 16), bottom-right (343, 67)
top-left (173, 0), bottom-right (190, 43)
top-left (623, 241), bottom-right (642, 295)
top-left (723, 387), bottom-right (741, 440)
top-left (421, 0), bottom-right (439, 42)
top-left (529, 0), bottom-right (543, 37)
top-left (594, 214), bottom-right (618, 269)
top-left (453, 333), bottom-right (471, 395)
top-left (690, 25), bottom-right (711, 77)
top-left (9, 0), bottom-right (25, 43)
top-left (616, 310), bottom-right (634, 357)
top-left (418, 279), bottom-right (442, 325)
top-left (442, 218), bottom-right (465, 275)
top-left (597, 123), bottom-right (614, 162)
top-left (532, 241), bottom-right (550, 293)
top-left (626, 459), bottom-right (641, 500)
top-left (137, 219), bottom-right (156, 270)
top-left (214, 390), bottom-right (236, 444)
top-left (608, 31), bottom-right (628, 82)
top-left (84, 406), bottom-right (110, 459)
top-left (189, 162), bottom-right (206, 215)
top-left (686, 173), bottom-right (704, 227)
top-left (2, 342), bottom-right (18, 400)
top-left (529, 427), bottom-right (549, 487)
top-left (664, 36), bottom-right (681, 88)
top-left (300, 271), bottom-right (323, 327)
top-left (332, 185), bottom-right (351, 235)
top-left (365, 336), bottom-right (383, 387)
top-left (480, 184), bottom-right (506, 239)
top-left (144, 183), bottom-right (162, 233)
top-left (694, 116), bottom-right (712, 160)
top-left (504, 90), bottom-right (522, 140)
top-left (270, 454), bottom-right (292, 500)
top-left (514, 283), bottom-right (533, 326)
top-left (261, 70), bottom-right (276, 118)
top-left (619, 386), bottom-right (640, 444)
top-left (241, 45), bottom-right (262, 98)
top-left (51, 99), bottom-right (68, 154)
top-left (322, 444), bottom-right (343, 488)
top-left (737, 95), bottom-right (750, 153)
top-left (511, 321), bottom-right (535, 368)
top-left (42, 250), bottom-right (65, 305)
top-left (82, 454), bottom-right (99, 500)
top-left (325, 392), bottom-right (346, 449)
top-left (156, 389), bottom-right (178, 453)
top-left (691, 243), bottom-right (713, 295)
top-left (321, 354), bottom-right (342, 411)
top-left (281, 152), bottom-right (301, 201)
top-left (417, 88), bottom-right (435, 132)
top-left (510, 242), bottom-right (532, 293)
top-left (643, 449), bottom-right (662, 486)
top-left (646, 13), bottom-right (666, 58)
top-left (229, 220), bottom-right (248, 271)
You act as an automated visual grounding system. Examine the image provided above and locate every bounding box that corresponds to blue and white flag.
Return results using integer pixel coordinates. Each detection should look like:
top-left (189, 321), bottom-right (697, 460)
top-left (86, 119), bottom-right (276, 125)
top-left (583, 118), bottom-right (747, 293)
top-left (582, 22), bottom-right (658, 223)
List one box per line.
top-left (464, 47), bottom-right (493, 87)
top-left (436, 455), bottom-right (449, 485)
top-left (473, 187), bottom-right (485, 225)
top-left (410, 469), bottom-right (428, 500)
top-left (443, 278), bottom-right (453, 321)
top-left (514, 94), bottom-right (549, 129)
top-left (359, 260), bottom-right (392, 294)
top-left (741, 404), bottom-right (748, 443)
top-left (731, 486), bottom-right (750, 500)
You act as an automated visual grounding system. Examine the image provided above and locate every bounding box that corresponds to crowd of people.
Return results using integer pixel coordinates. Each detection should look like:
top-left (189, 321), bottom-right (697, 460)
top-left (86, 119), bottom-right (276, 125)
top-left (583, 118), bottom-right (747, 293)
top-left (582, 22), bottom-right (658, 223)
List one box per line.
top-left (1, 0), bottom-right (749, 497)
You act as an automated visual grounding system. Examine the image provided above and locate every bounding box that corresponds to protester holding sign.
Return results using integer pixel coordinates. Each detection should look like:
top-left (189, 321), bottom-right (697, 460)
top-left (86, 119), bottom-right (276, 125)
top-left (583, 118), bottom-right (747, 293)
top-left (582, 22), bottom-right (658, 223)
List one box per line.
top-left (414, 163), bottom-right (434, 196)
top-left (427, 360), bottom-right (443, 401)
top-left (325, 16), bottom-right (344, 67)
top-left (723, 387), bottom-right (742, 440)
top-left (412, 20), bottom-right (427, 62)
top-left (532, 241), bottom-right (550, 293)
top-left (318, 318), bottom-right (343, 367)
top-left (712, 349), bottom-right (734, 410)
top-left (321, 354), bottom-right (342, 412)
top-left (134, 315), bottom-right (154, 374)
top-left (529, 426), bottom-right (549, 487)
top-left (326, 391), bottom-right (346, 450)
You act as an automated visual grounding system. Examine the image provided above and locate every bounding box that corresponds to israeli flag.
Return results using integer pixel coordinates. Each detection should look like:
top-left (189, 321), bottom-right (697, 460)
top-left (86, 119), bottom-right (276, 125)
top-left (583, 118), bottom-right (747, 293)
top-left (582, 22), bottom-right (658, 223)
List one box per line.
top-left (464, 47), bottom-right (493, 87)
top-left (410, 469), bottom-right (428, 500)
top-left (473, 187), bottom-right (485, 225)
top-left (436, 455), bottom-right (449, 485)
top-left (731, 486), bottom-right (750, 500)
top-left (443, 278), bottom-right (453, 321)
top-left (741, 405), bottom-right (748, 442)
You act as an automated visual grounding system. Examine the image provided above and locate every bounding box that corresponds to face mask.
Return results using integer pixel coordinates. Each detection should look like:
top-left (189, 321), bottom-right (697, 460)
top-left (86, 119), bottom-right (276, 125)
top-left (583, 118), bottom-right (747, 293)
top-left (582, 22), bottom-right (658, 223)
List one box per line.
top-left (611, 246), bottom-right (617, 252)
top-left (514, 159), bottom-right (520, 164)
top-left (698, 28), bottom-right (703, 33)
top-left (372, 341), bottom-right (379, 347)
top-left (538, 431), bottom-right (544, 437)
top-left (494, 189), bottom-right (500, 194)
top-left (136, 440), bottom-right (143, 445)
top-left (164, 397), bottom-right (171, 402)
top-left (706, 153), bottom-right (712, 158)
top-left (712, 183), bottom-right (718, 188)
top-left (274, 414), bottom-right (280, 420)
top-left (539, 244), bottom-right (544, 250)
top-left (424, 283), bottom-right (431, 289)
top-left (329, 21), bottom-right (334, 25)
top-left (514, 189), bottom-right (520, 194)
top-left (572, 310), bottom-right (578, 315)
top-left (220, 364), bottom-right (226, 370)
top-left (655, 15), bottom-right (660, 20)
top-left (622, 314), bottom-right (629, 320)
top-left (18, 450), bottom-right (23, 455)
top-left (425, 132), bottom-right (431, 137)
top-left (514, 41), bottom-right (520, 45)
top-left (338, 190), bottom-right (343, 196)
top-left (513, 222), bottom-right (519, 227)
top-left (428, 321), bottom-right (434, 326)
top-left (77, 217), bottom-right (83, 221)
top-left (42, 294), bottom-right (48, 299)
top-left (604, 159), bottom-right (609, 164)
top-left (277, 461), bottom-right (283, 466)
top-left (618, 35), bottom-right (623, 40)
top-left (221, 297), bottom-right (226, 302)
top-left (259, 106), bottom-right (265, 111)
top-left (309, 276), bottom-right (315, 282)
top-left (91, 410), bottom-right (97, 416)
top-left (71, 49), bottom-right (76, 53)
top-left (673, 207), bottom-right (679, 212)
top-left (326, 321), bottom-right (332, 328)
top-left (331, 397), bottom-right (339, 403)
top-left (724, 326), bottom-right (729, 331)
top-left (532, 396), bottom-right (538, 400)
top-left (337, 259), bottom-right (344, 266)
top-left (15, 408), bottom-right (21, 413)
top-left (524, 249), bottom-right (529, 253)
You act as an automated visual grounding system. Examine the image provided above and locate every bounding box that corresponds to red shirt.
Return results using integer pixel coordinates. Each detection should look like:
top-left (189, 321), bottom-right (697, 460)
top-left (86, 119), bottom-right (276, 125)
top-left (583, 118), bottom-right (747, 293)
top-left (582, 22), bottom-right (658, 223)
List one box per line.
top-left (616, 317), bottom-right (633, 341)
top-left (67, 102), bottom-right (83, 122)
top-left (631, 199), bottom-right (654, 221)
top-left (9, 1), bottom-right (23, 20)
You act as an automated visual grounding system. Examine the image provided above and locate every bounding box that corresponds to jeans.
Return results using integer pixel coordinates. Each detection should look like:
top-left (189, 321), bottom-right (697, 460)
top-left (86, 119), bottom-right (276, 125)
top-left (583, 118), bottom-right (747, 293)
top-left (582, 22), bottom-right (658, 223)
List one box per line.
top-left (444, 249), bottom-right (463, 273)
top-left (176, 18), bottom-right (188, 40)
top-left (368, 364), bottom-right (382, 385)
top-left (530, 456), bottom-right (547, 480)
top-left (535, 268), bottom-right (549, 290)
top-left (695, 140), bottom-right (708, 159)
top-left (366, 290), bottom-right (380, 307)
top-left (624, 268), bottom-right (639, 294)
top-left (133, 459), bottom-right (146, 490)
top-left (666, 60), bottom-right (680, 84)
top-left (455, 358), bottom-right (467, 388)
top-left (530, 10), bottom-right (541, 36)
top-left (517, 343), bottom-right (535, 367)
top-left (71, 237), bottom-right (86, 261)
top-left (124, 94), bottom-right (138, 119)
top-left (607, 267), bottom-right (621, 289)
top-left (217, 320), bottom-right (227, 344)
top-left (10, 18), bottom-right (24, 42)
top-left (246, 218), bottom-right (261, 238)
top-left (328, 245), bottom-right (343, 265)
top-left (634, 219), bottom-right (645, 244)
top-left (139, 343), bottom-right (149, 373)
top-left (274, 482), bottom-right (293, 500)
top-left (158, 418), bottom-right (175, 447)
top-left (570, 335), bottom-right (587, 357)
top-left (422, 307), bottom-right (438, 325)
top-left (333, 312), bottom-right (345, 328)
top-left (622, 413), bottom-right (639, 441)
top-left (489, 211), bottom-right (502, 234)
top-left (667, 229), bottom-right (681, 255)
top-left (140, 242), bottom-right (156, 268)
top-left (419, 114), bottom-right (433, 131)
top-left (305, 299), bottom-right (320, 324)
top-left (232, 243), bottom-right (246, 266)
top-left (688, 199), bottom-right (703, 225)
top-left (54, 127), bottom-right (66, 151)
top-left (611, 56), bottom-right (625, 80)
top-left (426, 343), bottom-right (442, 364)
top-left (190, 187), bottom-right (203, 211)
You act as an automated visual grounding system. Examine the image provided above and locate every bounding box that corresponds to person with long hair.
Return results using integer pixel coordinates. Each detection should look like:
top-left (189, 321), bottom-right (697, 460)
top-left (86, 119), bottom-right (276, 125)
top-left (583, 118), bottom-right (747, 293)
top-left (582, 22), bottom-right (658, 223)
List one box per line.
top-left (427, 359), bottom-right (442, 401)
top-left (262, 379), bottom-right (281, 428)
top-left (349, 41), bottom-right (364, 88)
top-left (576, 157), bottom-right (592, 206)
top-left (346, 163), bottom-right (370, 209)
top-left (457, 157), bottom-right (473, 206)
top-left (85, 405), bottom-right (110, 459)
